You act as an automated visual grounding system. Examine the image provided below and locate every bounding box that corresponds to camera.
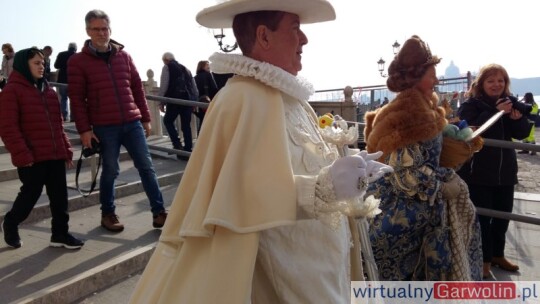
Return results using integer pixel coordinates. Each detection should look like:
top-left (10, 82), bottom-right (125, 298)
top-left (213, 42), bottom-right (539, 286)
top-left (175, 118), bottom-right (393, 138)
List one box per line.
top-left (498, 96), bottom-right (532, 115)
top-left (82, 138), bottom-right (101, 157)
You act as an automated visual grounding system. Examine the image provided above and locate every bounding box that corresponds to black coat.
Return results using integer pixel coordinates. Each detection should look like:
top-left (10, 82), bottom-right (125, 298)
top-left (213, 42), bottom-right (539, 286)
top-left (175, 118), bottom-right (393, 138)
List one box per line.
top-left (194, 70), bottom-right (218, 101)
top-left (457, 96), bottom-right (530, 186)
top-left (54, 49), bottom-right (76, 83)
top-left (165, 60), bottom-right (198, 101)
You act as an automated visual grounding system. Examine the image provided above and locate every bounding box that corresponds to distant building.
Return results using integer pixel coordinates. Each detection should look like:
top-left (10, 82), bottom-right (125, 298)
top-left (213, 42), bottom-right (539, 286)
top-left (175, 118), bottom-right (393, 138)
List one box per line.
top-left (444, 60), bottom-right (461, 78)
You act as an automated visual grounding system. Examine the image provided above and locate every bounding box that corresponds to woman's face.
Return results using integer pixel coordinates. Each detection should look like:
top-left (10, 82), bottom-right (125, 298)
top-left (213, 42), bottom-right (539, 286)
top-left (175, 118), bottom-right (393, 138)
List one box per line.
top-left (415, 65), bottom-right (439, 98)
top-left (28, 54), bottom-right (44, 80)
top-left (482, 71), bottom-right (505, 98)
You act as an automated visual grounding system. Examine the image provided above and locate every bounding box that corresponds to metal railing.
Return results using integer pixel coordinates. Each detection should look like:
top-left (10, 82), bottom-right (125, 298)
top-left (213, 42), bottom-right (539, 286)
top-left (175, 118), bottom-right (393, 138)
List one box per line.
top-left (309, 74), bottom-right (472, 106)
top-left (51, 81), bottom-right (539, 227)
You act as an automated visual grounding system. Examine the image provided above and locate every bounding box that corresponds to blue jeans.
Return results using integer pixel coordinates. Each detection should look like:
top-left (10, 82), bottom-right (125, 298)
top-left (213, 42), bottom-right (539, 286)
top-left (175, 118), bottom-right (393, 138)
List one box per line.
top-left (58, 86), bottom-right (69, 121)
top-left (93, 121), bottom-right (165, 216)
top-left (163, 104), bottom-right (193, 151)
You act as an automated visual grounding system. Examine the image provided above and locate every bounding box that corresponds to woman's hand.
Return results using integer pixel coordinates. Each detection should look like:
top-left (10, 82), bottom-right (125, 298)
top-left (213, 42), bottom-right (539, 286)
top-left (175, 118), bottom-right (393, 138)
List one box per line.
top-left (495, 98), bottom-right (512, 113)
top-left (509, 109), bottom-right (523, 120)
top-left (66, 159), bottom-right (74, 169)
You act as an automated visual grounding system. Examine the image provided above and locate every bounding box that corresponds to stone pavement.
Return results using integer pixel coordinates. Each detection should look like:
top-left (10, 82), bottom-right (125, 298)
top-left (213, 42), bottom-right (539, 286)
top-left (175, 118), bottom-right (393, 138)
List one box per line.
top-left (0, 127), bottom-right (539, 303)
top-left (0, 125), bottom-right (187, 304)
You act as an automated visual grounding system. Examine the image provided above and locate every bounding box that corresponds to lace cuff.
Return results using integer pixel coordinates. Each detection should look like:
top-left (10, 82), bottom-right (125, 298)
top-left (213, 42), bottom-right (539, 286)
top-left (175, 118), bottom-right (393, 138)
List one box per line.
top-left (315, 166), bottom-right (338, 205)
top-left (314, 166), bottom-right (382, 229)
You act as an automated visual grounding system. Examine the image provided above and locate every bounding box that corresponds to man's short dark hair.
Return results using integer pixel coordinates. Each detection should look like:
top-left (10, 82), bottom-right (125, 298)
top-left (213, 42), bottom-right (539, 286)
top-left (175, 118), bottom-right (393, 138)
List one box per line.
top-left (232, 11), bottom-right (285, 55)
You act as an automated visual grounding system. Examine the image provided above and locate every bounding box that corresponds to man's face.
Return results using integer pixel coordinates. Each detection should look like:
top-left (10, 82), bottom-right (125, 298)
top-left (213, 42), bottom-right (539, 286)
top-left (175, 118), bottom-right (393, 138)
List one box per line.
top-left (265, 13), bottom-right (308, 75)
top-left (86, 18), bottom-right (111, 49)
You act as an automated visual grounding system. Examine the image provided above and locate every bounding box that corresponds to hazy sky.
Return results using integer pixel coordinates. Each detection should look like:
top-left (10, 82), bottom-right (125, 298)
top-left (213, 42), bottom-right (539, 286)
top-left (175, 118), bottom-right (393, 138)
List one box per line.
top-left (2, 0), bottom-right (538, 92)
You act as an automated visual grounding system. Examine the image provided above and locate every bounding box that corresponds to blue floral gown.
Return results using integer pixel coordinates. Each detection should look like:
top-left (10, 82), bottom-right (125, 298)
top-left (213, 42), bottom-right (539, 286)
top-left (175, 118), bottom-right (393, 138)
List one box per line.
top-left (367, 134), bottom-right (482, 281)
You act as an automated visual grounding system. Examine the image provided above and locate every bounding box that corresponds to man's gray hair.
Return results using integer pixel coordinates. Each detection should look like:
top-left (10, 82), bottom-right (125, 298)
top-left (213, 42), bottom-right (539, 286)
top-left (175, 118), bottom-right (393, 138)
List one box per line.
top-left (162, 52), bottom-right (175, 61)
top-left (85, 9), bottom-right (110, 28)
top-left (68, 42), bottom-right (77, 50)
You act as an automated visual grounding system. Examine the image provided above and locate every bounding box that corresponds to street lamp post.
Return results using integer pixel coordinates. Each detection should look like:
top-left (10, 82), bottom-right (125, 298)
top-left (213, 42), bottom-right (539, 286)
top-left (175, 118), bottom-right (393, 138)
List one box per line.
top-left (213, 28), bottom-right (238, 53)
top-left (377, 58), bottom-right (387, 78)
top-left (377, 40), bottom-right (401, 78)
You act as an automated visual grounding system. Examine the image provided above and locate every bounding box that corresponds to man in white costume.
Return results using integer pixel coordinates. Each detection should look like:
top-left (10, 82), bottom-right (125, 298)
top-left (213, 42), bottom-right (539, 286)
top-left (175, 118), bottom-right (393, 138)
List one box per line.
top-left (130, 0), bottom-right (392, 303)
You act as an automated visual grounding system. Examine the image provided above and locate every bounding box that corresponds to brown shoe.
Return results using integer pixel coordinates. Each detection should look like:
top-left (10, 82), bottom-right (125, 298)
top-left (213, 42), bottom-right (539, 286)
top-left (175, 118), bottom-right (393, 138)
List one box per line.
top-left (153, 211), bottom-right (168, 228)
top-left (101, 213), bottom-right (125, 232)
top-left (483, 262), bottom-right (492, 279)
top-left (491, 257), bottom-right (519, 272)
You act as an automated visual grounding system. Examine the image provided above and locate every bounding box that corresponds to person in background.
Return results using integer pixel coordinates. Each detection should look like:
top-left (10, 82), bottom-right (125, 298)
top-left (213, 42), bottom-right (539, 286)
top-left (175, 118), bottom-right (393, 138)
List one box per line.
top-left (158, 52), bottom-right (198, 157)
top-left (457, 63), bottom-right (531, 279)
top-left (194, 60), bottom-right (218, 133)
top-left (517, 92), bottom-right (538, 155)
top-left (54, 42), bottom-right (77, 121)
top-left (0, 47), bottom-right (84, 250)
top-left (364, 35), bottom-right (482, 281)
top-left (212, 71), bottom-right (234, 90)
top-left (1, 43), bottom-right (15, 90)
top-left (68, 9), bottom-right (167, 232)
top-left (130, 0), bottom-right (392, 303)
top-left (42, 45), bottom-right (53, 81)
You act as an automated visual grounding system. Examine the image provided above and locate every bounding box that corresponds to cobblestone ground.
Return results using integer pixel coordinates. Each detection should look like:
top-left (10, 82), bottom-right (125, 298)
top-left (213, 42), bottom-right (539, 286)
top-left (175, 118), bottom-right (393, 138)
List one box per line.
top-left (516, 152), bottom-right (540, 193)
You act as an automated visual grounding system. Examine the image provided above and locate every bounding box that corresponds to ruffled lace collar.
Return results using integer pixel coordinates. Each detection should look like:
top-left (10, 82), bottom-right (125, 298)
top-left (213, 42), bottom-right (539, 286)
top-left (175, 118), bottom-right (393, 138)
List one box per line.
top-left (209, 52), bottom-right (314, 101)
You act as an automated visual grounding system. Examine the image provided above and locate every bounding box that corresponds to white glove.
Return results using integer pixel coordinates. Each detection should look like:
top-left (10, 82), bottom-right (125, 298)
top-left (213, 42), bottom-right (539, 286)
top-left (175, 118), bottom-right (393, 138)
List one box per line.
top-left (329, 155), bottom-right (368, 201)
top-left (358, 150), bottom-right (394, 182)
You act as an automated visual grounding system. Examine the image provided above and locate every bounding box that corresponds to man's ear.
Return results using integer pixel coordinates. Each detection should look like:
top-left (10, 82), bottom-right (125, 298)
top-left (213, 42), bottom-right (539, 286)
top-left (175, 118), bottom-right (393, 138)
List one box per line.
top-left (255, 25), bottom-right (271, 50)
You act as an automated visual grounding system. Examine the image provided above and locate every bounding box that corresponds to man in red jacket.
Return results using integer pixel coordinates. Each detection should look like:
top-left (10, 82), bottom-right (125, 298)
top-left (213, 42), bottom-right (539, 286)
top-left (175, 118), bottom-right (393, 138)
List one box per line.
top-left (68, 9), bottom-right (167, 232)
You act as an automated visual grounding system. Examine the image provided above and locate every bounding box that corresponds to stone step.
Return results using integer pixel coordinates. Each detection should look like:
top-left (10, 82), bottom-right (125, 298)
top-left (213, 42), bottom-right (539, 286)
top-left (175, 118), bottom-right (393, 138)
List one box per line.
top-left (0, 152), bottom-right (185, 225)
top-left (1, 184), bottom-right (179, 304)
top-left (0, 130), bottom-right (186, 303)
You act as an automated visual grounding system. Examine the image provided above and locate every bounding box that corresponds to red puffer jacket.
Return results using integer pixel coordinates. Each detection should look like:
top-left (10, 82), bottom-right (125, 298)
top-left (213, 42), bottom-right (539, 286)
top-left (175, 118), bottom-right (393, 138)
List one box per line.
top-left (67, 39), bottom-right (151, 134)
top-left (0, 71), bottom-right (73, 167)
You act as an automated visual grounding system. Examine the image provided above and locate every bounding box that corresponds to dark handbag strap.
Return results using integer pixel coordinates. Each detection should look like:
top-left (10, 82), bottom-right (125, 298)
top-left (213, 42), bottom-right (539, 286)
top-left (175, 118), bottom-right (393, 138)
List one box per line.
top-left (75, 150), bottom-right (101, 197)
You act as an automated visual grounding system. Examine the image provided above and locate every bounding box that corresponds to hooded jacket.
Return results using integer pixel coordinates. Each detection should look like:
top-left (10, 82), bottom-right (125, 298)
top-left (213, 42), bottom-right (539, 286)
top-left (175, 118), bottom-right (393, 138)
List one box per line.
top-left (67, 39), bottom-right (151, 134)
top-left (0, 48), bottom-right (73, 167)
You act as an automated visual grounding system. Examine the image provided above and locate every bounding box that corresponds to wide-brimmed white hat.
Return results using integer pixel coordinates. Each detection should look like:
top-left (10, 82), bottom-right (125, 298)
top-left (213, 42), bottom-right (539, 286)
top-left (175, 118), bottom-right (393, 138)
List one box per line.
top-left (196, 0), bottom-right (336, 28)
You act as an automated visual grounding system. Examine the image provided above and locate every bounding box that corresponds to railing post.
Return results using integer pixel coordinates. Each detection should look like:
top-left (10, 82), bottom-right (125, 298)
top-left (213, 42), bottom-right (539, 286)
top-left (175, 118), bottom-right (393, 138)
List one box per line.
top-left (143, 69), bottom-right (162, 137)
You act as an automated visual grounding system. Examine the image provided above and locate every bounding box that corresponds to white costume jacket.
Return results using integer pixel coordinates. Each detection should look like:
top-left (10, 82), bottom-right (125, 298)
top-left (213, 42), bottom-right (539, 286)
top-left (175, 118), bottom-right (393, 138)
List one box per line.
top-left (130, 53), bottom-right (356, 304)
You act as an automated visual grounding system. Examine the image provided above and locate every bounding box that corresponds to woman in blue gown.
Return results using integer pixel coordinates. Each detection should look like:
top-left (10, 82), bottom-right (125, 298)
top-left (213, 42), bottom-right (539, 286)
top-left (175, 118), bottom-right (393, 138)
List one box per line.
top-left (364, 35), bottom-right (482, 281)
